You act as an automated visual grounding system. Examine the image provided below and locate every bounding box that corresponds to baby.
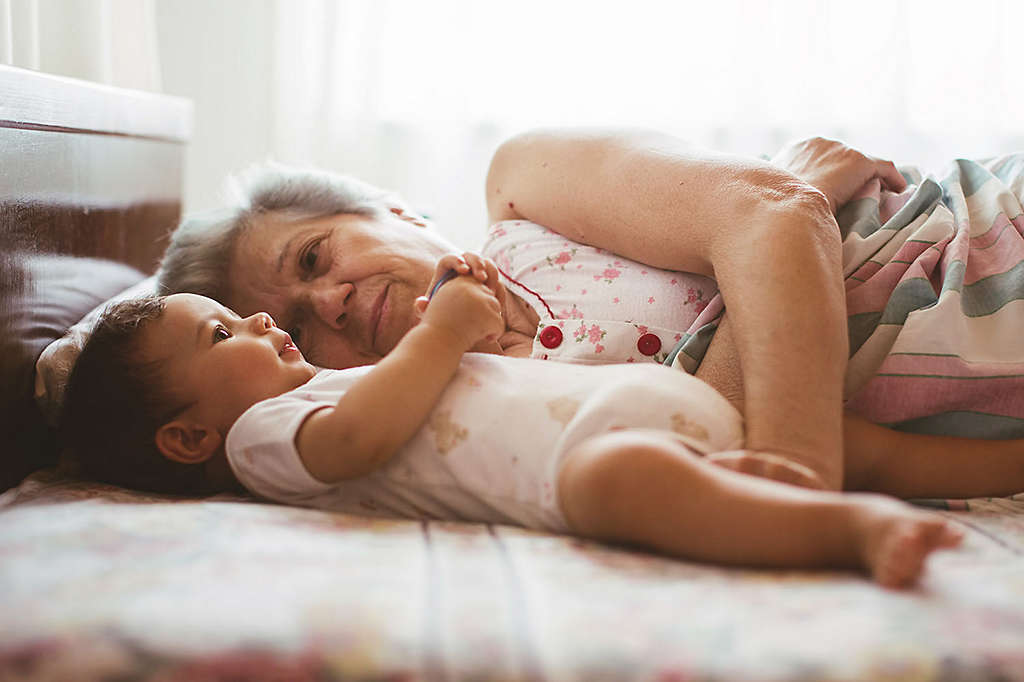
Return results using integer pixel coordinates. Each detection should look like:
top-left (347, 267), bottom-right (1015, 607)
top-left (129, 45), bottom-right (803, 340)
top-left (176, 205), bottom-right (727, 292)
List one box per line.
top-left (62, 254), bottom-right (963, 588)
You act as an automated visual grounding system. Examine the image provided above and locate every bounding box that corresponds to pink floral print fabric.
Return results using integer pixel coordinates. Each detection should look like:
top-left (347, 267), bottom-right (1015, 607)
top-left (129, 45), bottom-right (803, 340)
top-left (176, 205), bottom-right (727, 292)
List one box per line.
top-left (482, 220), bottom-right (718, 365)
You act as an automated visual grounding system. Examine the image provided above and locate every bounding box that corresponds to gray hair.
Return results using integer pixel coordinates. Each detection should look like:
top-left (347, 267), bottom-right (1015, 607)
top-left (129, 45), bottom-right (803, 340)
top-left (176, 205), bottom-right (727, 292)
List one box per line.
top-left (157, 162), bottom-right (410, 301)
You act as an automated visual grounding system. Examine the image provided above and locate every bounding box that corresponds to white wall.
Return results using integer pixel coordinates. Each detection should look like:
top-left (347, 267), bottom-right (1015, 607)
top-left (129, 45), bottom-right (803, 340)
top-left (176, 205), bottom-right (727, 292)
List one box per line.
top-left (152, 0), bottom-right (1024, 242)
top-left (152, 0), bottom-right (497, 248)
top-left (154, 0), bottom-right (276, 214)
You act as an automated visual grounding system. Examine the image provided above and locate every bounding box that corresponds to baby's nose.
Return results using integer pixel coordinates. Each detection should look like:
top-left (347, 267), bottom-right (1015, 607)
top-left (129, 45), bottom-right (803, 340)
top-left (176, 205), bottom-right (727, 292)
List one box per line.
top-left (249, 312), bottom-right (275, 331)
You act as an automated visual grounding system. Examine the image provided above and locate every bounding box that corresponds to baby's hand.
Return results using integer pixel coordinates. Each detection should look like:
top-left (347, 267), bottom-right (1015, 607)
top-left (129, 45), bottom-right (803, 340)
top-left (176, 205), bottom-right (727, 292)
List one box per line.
top-left (420, 252), bottom-right (503, 304)
top-left (419, 274), bottom-right (504, 352)
top-left (706, 450), bottom-right (828, 490)
top-left (415, 253), bottom-right (507, 354)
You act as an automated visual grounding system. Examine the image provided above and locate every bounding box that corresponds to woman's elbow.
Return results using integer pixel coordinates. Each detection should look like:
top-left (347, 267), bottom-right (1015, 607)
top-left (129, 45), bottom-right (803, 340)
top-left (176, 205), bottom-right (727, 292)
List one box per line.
top-left (740, 165), bottom-right (832, 219)
top-left (739, 167), bottom-right (840, 247)
top-left (781, 182), bottom-right (834, 234)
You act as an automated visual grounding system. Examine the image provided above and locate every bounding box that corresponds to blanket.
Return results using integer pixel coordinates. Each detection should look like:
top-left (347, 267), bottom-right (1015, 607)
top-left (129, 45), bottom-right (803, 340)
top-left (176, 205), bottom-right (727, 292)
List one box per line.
top-left (671, 154), bottom-right (1024, 438)
top-left (2, 469), bottom-right (1024, 681)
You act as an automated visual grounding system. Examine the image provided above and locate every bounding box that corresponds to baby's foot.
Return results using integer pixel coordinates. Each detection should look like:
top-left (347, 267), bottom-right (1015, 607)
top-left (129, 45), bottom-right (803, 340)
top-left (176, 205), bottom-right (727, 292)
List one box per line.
top-left (851, 495), bottom-right (964, 588)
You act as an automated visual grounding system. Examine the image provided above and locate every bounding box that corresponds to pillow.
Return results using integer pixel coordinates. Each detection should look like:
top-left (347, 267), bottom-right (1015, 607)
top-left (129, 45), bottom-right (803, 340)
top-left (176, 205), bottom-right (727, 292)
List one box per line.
top-left (1, 255), bottom-right (151, 491)
top-left (35, 274), bottom-right (158, 426)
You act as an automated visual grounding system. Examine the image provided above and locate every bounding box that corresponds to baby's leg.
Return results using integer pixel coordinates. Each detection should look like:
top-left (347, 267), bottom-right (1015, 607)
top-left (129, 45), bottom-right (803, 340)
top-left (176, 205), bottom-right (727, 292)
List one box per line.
top-left (558, 429), bottom-right (963, 588)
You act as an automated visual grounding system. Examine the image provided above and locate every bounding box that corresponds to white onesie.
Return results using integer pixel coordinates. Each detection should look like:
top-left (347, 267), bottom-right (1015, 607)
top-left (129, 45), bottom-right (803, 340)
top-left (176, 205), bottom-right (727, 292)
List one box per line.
top-left (226, 355), bottom-right (744, 533)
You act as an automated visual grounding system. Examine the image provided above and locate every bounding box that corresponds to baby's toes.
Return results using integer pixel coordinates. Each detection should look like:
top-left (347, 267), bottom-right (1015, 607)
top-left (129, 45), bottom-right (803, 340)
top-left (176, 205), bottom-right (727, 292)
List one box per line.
top-left (874, 519), bottom-right (961, 588)
top-left (934, 522), bottom-right (965, 549)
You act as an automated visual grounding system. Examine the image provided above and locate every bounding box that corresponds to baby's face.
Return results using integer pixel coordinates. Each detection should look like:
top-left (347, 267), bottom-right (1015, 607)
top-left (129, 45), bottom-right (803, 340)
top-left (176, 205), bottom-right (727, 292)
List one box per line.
top-left (143, 294), bottom-right (317, 432)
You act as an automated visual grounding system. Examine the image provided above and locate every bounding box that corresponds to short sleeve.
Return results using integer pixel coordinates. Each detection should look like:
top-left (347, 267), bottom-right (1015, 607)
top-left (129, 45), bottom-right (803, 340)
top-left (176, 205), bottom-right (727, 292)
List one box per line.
top-left (225, 394), bottom-right (337, 502)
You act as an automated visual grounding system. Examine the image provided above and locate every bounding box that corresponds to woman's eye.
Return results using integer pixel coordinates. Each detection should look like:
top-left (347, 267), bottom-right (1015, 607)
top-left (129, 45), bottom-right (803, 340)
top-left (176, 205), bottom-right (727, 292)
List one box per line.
top-left (213, 326), bottom-right (232, 343)
top-left (300, 239), bottom-right (321, 273)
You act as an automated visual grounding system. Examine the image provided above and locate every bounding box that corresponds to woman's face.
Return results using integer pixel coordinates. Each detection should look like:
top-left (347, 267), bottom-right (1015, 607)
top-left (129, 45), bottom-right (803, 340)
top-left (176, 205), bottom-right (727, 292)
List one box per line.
top-left (225, 211), bottom-right (453, 369)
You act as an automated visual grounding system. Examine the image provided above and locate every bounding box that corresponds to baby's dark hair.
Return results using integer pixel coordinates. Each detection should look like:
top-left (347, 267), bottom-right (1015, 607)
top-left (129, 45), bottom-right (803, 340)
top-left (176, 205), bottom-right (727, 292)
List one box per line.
top-left (60, 296), bottom-right (205, 495)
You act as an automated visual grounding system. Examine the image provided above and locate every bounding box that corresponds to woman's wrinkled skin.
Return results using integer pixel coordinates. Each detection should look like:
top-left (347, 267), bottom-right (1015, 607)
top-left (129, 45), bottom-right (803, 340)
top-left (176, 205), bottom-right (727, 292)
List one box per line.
top-left (225, 211), bottom-right (450, 368)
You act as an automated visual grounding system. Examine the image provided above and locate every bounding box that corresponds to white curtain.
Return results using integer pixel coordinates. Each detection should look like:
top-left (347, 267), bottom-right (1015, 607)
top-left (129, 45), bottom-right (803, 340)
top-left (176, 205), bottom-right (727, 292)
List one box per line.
top-left (0, 0), bottom-right (161, 91)
top-left (266, 0), bottom-right (1024, 249)
top-left (10, 0), bottom-right (1021, 250)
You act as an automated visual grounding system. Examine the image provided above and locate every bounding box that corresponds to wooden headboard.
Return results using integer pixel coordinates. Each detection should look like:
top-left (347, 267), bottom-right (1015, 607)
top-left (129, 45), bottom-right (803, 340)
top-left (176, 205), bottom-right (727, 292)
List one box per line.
top-left (0, 65), bottom-right (192, 490)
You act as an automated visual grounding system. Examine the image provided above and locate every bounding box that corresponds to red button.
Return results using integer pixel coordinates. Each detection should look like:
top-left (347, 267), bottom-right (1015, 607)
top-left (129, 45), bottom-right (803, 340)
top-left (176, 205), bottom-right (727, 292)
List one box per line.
top-left (637, 333), bottom-right (661, 356)
top-left (539, 325), bottom-right (563, 349)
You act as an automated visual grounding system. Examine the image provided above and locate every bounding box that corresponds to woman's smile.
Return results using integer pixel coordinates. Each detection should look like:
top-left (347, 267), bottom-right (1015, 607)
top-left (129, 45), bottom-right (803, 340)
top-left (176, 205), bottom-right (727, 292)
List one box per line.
top-left (227, 211), bottom-right (452, 368)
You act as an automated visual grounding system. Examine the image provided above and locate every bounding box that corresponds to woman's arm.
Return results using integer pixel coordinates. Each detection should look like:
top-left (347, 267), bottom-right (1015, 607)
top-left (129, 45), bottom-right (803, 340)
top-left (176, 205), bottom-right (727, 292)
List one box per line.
top-left (487, 128), bottom-right (849, 489)
top-left (296, 274), bottom-right (503, 483)
top-left (694, 315), bottom-right (744, 411)
top-left (699, 316), bottom-right (1024, 498)
top-left (695, 314), bottom-right (834, 488)
top-left (842, 414), bottom-right (1024, 499)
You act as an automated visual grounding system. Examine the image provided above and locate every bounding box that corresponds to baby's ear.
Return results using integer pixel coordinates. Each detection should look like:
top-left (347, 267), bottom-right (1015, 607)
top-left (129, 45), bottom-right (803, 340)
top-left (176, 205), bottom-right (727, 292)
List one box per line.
top-left (155, 420), bottom-right (223, 465)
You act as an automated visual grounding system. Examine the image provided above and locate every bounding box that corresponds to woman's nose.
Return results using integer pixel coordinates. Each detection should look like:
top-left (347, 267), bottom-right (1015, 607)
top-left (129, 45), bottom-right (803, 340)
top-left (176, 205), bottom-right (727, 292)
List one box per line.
top-left (310, 281), bottom-right (354, 330)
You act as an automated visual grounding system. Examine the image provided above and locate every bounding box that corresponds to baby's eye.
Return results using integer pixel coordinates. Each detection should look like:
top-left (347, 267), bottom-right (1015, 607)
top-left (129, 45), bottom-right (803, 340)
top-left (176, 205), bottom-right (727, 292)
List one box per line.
top-left (299, 239), bottom-right (322, 274)
top-left (213, 325), bottom-right (232, 343)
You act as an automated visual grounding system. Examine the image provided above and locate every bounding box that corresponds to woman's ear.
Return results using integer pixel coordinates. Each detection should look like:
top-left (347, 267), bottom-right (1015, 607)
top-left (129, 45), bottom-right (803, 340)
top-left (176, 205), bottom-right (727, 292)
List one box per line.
top-left (155, 420), bottom-right (223, 465)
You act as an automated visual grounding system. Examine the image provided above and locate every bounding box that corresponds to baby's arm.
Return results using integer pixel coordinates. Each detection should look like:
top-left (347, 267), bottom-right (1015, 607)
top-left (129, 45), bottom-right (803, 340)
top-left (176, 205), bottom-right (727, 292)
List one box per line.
top-left (295, 271), bottom-right (503, 482)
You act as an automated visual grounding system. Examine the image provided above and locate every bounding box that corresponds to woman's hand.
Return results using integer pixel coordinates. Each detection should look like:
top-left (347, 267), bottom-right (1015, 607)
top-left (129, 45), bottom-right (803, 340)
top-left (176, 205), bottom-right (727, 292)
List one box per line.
top-left (770, 136), bottom-right (908, 214)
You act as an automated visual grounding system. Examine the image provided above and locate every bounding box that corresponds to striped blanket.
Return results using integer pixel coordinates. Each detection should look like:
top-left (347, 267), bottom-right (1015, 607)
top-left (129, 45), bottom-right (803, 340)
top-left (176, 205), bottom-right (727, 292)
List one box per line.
top-left (672, 154), bottom-right (1024, 438)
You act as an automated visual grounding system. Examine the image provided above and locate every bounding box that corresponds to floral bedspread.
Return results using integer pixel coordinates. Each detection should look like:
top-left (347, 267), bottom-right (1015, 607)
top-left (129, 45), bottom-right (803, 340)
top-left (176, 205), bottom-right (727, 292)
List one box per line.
top-left (2, 468), bottom-right (1023, 681)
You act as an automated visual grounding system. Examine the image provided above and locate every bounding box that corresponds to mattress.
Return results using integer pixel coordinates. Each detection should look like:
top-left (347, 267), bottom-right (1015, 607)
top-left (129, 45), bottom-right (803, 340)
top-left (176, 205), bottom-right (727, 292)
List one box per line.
top-left (2, 468), bottom-right (1022, 681)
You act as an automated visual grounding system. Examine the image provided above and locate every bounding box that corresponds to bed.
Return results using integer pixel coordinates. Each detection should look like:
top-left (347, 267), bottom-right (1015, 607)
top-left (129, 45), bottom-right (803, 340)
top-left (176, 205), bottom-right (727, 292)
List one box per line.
top-left (2, 64), bottom-right (1024, 682)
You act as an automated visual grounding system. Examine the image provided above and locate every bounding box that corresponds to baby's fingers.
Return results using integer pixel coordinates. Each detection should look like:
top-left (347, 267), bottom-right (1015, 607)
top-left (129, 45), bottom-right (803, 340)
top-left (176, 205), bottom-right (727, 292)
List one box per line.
top-left (707, 451), bottom-right (827, 490)
top-left (461, 252), bottom-right (491, 283)
top-left (436, 253), bottom-right (471, 277)
top-left (426, 254), bottom-right (470, 299)
top-left (481, 257), bottom-right (505, 299)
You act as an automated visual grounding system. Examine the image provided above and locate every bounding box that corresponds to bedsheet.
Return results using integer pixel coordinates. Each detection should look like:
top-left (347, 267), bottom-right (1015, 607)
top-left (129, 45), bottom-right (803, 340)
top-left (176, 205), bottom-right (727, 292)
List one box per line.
top-left (672, 155), bottom-right (1024, 439)
top-left (2, 468), bottom-right (1023, 681)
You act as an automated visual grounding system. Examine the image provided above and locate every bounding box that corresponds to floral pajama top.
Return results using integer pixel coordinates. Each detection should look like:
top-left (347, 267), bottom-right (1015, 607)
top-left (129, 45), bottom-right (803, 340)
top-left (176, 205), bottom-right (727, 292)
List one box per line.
top-left (481, 220), bottom-right (720, 367)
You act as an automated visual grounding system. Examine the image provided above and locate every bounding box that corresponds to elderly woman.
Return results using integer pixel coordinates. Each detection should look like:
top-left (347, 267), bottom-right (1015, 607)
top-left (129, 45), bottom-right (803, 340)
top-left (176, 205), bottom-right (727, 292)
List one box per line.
top-left (158, 129), bottom-right (1024, 497)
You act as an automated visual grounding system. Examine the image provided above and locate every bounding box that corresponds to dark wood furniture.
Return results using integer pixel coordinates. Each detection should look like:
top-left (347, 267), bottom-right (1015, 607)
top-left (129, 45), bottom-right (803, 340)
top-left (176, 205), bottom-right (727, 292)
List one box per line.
top-left (0, 65), bottom-right (191, 489)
